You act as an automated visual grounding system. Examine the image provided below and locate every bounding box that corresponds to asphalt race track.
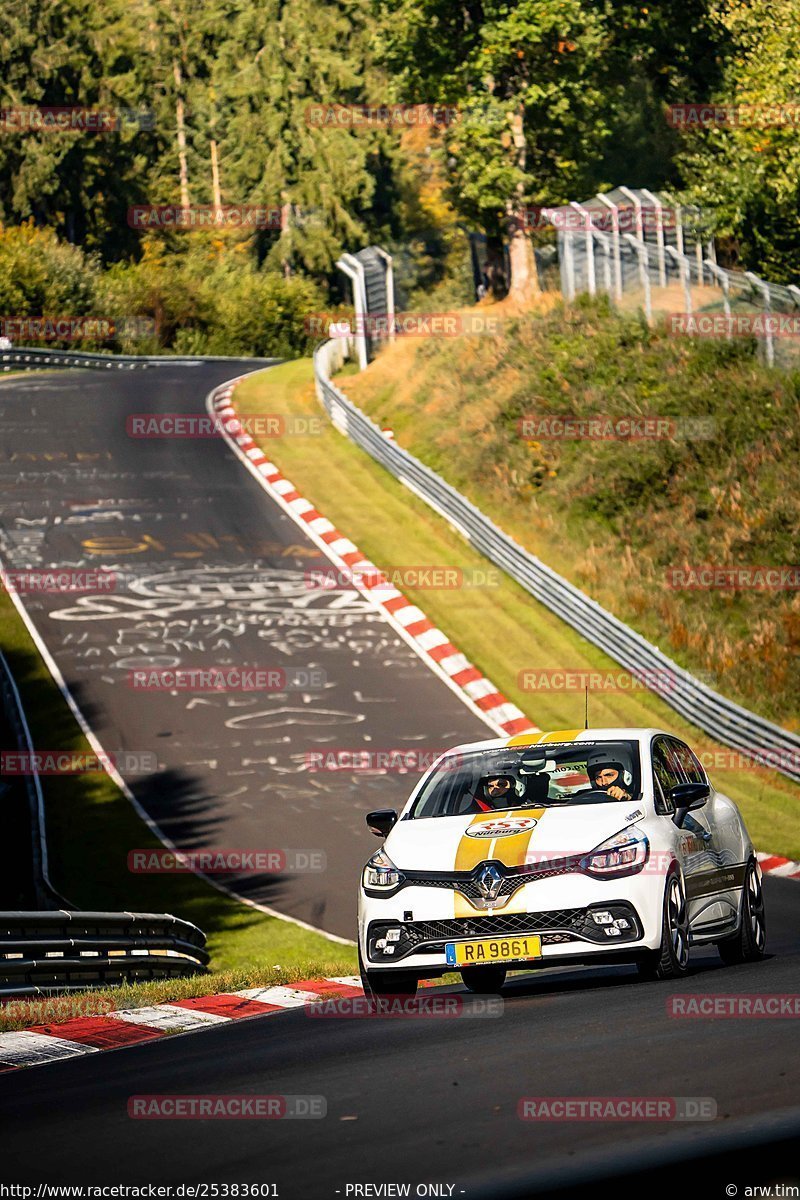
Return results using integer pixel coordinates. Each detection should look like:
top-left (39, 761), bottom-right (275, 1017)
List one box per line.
top-left (0, 875), bottom-right (797, 1195)
top-left (0, 364), bottom-right (489, 937)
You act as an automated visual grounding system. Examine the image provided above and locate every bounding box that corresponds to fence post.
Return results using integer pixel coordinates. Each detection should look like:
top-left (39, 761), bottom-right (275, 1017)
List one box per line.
top-left (624, 233), bottom-right (652, 324)
top-left (705, 261), bottom-right (732, 338)
top-left (374, 247), bottom-right (396, 344)
top-left (595, 193), bottom-right (623, 300)
top-left (745, 271), bottom-right (775, 367)
top-left (570, 202), bottom-right (595, 296)
top-left (641, 188), bottom-right (667, 288)
top-left (563, 230), bottom-right (576, 300)
top-left (336, 256), bottom-right (369, 370)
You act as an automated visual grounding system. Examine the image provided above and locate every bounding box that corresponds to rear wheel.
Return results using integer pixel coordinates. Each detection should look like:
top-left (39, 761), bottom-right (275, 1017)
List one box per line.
top-left (638, 872), bottom-right (690, 980)
top-left (718, 860), bottom-right (766, 965)
top-left (460, 966), bottom-right (507, 994)
top-left (358, 944), bottom-right (418, 999)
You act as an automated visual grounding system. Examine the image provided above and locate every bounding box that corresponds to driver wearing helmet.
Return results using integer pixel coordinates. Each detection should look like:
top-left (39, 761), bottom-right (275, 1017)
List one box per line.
top-left (586, 750), bottom-right (633, 802)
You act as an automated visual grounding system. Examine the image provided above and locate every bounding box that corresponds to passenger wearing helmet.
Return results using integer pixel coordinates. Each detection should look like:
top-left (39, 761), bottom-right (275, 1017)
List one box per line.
top-left (585, 750), bottom-right (633, 802)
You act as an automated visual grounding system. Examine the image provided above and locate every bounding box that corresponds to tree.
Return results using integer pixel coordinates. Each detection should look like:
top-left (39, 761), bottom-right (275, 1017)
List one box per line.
top-left (675, 0), bottom-right (800, 281)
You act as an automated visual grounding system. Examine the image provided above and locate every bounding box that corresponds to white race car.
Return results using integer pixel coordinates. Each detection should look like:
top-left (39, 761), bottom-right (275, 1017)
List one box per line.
top-left (357, 728), bottom-right (767, 995)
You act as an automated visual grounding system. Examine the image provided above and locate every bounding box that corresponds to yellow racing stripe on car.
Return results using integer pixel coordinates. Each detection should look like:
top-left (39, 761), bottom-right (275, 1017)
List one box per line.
top-left (505, 728), bottom-right (582, 747)
top-left (454, 809), bottom-right (545, 917)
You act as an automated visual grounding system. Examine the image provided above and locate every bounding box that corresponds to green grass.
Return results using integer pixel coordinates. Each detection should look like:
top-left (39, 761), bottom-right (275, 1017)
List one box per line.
top-left (0, 960), bottom-right (358, 1032)
top-left (0, 588), bottom-right (357, 982)
top-left (236, 357), bottom-right (800, 860)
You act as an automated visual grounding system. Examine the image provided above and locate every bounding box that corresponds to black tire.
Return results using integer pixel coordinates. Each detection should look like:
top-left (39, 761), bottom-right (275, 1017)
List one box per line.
top-left (637, 872), bottom-right (690, 980)
top-left (718, 860), bottom-right (766, 965)
top-left (460, 966), bottom-right (507, 994)
top-left (358, 944), bottom-right (418, 999)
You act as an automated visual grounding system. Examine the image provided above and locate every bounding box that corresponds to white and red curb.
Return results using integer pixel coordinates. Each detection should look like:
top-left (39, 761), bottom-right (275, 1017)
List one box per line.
top-left (208, 378), bottom-right (535, 738)
top-left (757, 851), bottom-right (800, 880)
top-left (0, 977), bottom-right (365, 1073)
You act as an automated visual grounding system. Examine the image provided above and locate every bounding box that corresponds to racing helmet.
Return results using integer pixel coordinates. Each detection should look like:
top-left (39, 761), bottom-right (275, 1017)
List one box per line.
top-left (586, 748), bottom-right (633, 788)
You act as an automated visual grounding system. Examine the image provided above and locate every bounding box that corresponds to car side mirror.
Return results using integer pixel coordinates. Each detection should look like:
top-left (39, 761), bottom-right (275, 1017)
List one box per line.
top-left (366, 809), bottom-right (398, 838)
top-left (670, 781), bottom-right (710, 826)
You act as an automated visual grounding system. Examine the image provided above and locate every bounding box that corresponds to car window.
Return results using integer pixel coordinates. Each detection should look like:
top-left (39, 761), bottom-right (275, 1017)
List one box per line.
top-left (408, 740), bottom-right (642, 818)
top-left (652, 737), bottom-right (682, 814)
top-left (669, 739), bottom-right (707, 785)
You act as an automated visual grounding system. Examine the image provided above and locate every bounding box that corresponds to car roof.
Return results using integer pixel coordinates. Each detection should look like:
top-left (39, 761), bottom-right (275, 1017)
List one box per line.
top-left (441, 728), bottom-right (671, 758)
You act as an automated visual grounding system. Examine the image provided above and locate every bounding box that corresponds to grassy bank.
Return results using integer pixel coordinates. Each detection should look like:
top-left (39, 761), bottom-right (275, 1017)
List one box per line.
top-left (341, 297), bottom-right (800, 732)
top-left (235, 359), bottom-right (800, 859)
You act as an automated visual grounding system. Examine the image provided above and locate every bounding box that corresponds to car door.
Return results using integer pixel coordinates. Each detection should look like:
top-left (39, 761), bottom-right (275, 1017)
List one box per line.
top-left (668, 738), bottom-right (740, 930)
top-left (651, 736), bottom-right (713, 928)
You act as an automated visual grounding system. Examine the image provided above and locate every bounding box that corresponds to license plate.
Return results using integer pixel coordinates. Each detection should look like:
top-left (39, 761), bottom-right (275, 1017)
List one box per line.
top-left (444, 935), bottom-right (542, 967)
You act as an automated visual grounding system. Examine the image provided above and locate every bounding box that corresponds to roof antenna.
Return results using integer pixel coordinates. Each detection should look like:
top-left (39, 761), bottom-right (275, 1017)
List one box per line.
top-left (584, 684), bottom-right (589, 730)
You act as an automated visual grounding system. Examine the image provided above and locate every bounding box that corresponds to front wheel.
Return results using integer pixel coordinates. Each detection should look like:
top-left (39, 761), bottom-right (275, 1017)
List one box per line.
top-left (637, 872), bottom-right (690, 980)
top-left (460, 966), bottom-right (507, 994)
top-left (718, 860), bottom-right (766, 965)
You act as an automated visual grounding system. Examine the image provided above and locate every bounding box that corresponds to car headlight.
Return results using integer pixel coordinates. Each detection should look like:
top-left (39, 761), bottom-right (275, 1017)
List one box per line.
top-left (581, 830), bottom-right (649, 879)
top-left (362, 849), bottom-right (404, 891)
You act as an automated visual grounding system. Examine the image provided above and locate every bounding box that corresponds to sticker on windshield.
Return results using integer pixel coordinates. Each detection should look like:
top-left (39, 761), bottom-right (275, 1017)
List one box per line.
top-left (466, 817), bottom-right (539, 838)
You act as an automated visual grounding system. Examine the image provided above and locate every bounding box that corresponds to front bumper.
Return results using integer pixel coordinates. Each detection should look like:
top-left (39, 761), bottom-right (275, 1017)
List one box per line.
top-left (358, 871), bottom-right (666, 973)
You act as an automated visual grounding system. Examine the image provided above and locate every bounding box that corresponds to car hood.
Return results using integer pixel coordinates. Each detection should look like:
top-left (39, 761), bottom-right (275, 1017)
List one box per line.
top-left (384, 802), bottom-right (646, 871)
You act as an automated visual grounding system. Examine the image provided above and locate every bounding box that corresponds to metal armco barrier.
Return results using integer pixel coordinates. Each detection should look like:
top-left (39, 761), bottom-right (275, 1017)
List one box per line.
top-left (0, 911), bottom-right (209, 995)
top-left (314, 339), bottom-right (800, 785)
top-left (1, 347), bottom-right (279, 372)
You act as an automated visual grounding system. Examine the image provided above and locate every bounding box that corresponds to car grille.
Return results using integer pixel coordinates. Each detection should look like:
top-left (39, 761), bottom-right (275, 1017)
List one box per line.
top-left (367, 902), bottom-right (642, 962)
top-left (403, 910), bottom-right (583, 941)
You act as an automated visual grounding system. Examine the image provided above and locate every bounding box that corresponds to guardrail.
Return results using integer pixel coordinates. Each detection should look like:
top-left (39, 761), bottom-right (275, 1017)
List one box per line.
top-left (314, 338), bottom-right (800, 785)
top-left (1, 347), bottom-right (279, 373)
top-left (0, 652), bottom-right (68, 910)
top-left (0, 911), bottom-right (208, 995)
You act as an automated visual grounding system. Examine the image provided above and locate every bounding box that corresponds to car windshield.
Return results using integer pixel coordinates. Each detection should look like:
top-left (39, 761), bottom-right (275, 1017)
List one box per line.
top-left (408, 740), bottom-right (641, 819)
